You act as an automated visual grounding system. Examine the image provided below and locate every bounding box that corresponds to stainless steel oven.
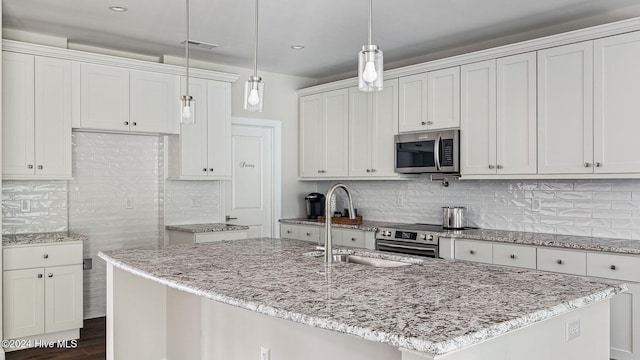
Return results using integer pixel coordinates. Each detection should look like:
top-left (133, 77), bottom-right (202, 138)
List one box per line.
top-left (375, 224), bottom-right (442, 258)
top-left (395, 129), bottom-right (459, 174)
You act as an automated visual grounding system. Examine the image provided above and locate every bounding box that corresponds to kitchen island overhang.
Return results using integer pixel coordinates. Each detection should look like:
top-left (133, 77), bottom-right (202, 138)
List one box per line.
top-left (99, 238), bottom-right (626, 360)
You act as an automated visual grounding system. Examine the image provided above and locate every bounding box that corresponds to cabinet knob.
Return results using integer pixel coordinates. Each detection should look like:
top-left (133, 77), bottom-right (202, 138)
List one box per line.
top-left (496, 165), bottom-right (503, 169)
top-left (366, 169), bottom-right (371, 173)
top-left (132, 122), bottom-right (137, 126)
top-left (557, 259), bottom-right (563, 265)
top-left (469, 250), bottom-right (475, 255)
top-left (124, 121), bottom-right (129, 125)
top-left (48, 273), bottom-right (53, 278)
top-left (209, 168), bottom-right (214, 172)
top-left (421, 121), bottom-right (427, 125)
top-left (610, 265), bottom-right (617, 270)
top-left (351, 238), bottom-right (356, 241)
top-left (584, 163), bottom-right (591, 167)
top-left (488, 165), bottom-right (495, 169)
top-left (427, 121), bottom-right (433, 125)
top-left (510, 254), bottom-right (516, 259)
top-left (306, 233), bottom-right (311, 236)
top-left (43, 254), bottom-right (49, 259)
top-left (286, 230), bottom-right (291, 234)
top-left (371, 169), bottom-right (376, 172)
top-left (28, 164), bottom-right (34, 169)
top-left (203, 168), bottom-right (207, 172)
top-left (37, 165), bottom-right (43, 170)
top-left (595, 162), bottom-right (602, 167)
top-left (37, 274), bottom-right (43, 278)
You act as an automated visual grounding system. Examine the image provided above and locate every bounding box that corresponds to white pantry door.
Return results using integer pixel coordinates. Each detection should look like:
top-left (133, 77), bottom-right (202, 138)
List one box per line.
top-left (225, 124), bottom-right (274, 238)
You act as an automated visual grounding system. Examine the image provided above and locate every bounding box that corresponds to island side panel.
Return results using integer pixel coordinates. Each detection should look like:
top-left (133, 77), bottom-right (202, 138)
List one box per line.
top-left (200, 298), bottom-right (402, 360)
top-left (401, 299), bottom-right (610, 360)
top-left (106, 264), bottom-right (167, 360)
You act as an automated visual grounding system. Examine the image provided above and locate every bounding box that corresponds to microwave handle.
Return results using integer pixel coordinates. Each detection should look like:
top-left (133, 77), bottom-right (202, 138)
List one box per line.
top-left (434, 134), bottom-right (442, 171)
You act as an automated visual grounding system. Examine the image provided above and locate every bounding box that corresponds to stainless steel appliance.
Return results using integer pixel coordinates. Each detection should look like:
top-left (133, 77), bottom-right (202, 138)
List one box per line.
top-left (376, 224), bottom-right (444, 258)
top-left (395, 129), bottom-right (459, 174)
top-left (442, 206), bottom-right (466, 229)
top-left (305, 193), bottom-right (325, 219)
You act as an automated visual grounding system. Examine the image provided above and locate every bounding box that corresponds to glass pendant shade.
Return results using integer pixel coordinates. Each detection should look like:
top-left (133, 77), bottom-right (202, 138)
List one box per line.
top-left (358, 44), bottom-right (383, 92)
top-left (244, 75), bottom-right (264, 112)
top-left (181, 95), bottom-right (195, 125)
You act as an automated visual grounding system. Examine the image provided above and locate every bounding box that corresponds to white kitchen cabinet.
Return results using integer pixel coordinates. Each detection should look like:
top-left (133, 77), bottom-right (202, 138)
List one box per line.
top-left (299, 89), bottom-right (349, 178)
top-left (537, 248), bottom-right (587, 276)
top-left (167, 78), bottom-right (232, 180)
top-left (3, 243), bottom-right (83, 343)
top-left (167, 229), bottom-right (248, 245)
top-left (334, 228), bottom-right (366, 248)
top-left (398, 67), bottom-right (460, 133)
top-left (75, 62), bottom-right (180, 134)
top-left (496, 52), bottom-right (537, 175)
top-left (454, 239), bottom-right (493, 264)
top-left (492, 243), bottom-right (537, 270)
top-left (460, 60), bottom-right (496, 175)
top-left (538, 41), bottom-right (594, 174)
top-left (594, 31), bottom-right (640, 174)
top-left (2, 53), bottom-right (72, 179)
top-left (280, 223), bottom-right (375, 249)
top-left (349, 79), bottom-right (399, 177)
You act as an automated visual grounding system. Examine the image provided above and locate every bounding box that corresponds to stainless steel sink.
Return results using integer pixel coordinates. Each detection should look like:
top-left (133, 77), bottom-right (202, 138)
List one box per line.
top-left (331, 254), bottom-right (411, 268)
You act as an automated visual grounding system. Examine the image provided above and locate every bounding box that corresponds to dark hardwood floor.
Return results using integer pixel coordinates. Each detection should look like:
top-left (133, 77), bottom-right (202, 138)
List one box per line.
top-left (5, 317), bottom-right (105, 360)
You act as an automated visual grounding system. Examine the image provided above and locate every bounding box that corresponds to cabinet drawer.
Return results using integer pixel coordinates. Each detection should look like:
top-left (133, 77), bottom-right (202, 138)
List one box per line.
top-left (298, 225), bottom-right (321, 244)
top-left (455, 240), bottom-right (493, 264)
top-left (537, 248), bottom-right (586, 275)
top-left (493, 243), bottom-right (537, 269)
top-left (195, 231), bottom-right (248, 243)
top-left (280, 224), bottom-right (298, 239)
top-left (4, 243), bottom-right (82, 270)
top-left (339, 229), bottom-right (366, 248)
top-left (587, 253), bottom-right (640, 283)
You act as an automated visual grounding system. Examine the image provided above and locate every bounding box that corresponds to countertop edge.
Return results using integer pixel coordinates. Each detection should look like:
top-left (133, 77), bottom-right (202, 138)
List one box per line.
top-left (97, 249), bottom-right (626, 355)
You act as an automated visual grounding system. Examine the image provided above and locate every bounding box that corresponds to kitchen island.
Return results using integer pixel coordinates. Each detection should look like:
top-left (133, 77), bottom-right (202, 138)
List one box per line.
top-left (98, 238), bottom-right (625, 360)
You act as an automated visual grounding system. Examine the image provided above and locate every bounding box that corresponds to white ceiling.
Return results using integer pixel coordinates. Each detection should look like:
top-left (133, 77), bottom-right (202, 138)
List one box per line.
top-left (4, 0), bottom-right (640, 80)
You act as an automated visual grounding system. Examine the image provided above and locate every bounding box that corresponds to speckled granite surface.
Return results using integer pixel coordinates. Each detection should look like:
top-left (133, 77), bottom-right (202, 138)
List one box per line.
top-left (165, 223), bottom-right (249, 233)
top-left (3, 231), bottom-right (86, 247)
top-left (280, 218), bottom-right (640, 255)
top-left (98, 238), bottom-right (625, 355)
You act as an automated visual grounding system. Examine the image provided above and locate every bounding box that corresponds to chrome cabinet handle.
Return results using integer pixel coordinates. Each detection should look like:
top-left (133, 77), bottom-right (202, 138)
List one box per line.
top-left (37, 165), bottom-right (43, 170)
top-left (351, 238), bottom-right (356, 242)
top-left (611, 265), bottom-right (617, 270)
top-left (209, 168), bottom-right (214, 172)
top-left (584, 163), bottom-right (591, 167)
top-left (366, 169), bottom-right (371, 173)
top-left (48, 273), bottom-right (53, 278)
top-left (28, 164), bottom-right (34, 169)
top-left (225, 215), bottom-right (238, 221)
top-left (469, 250), bottom-right (475, 255)
top-left (124, 121), bottom-right (129, 125)
top-left (488, 165), bottom-right (495, 169)
top-left (421, 121), bottom-right (427, 125)
top-left (43, 254), bottom-right (49, 259)
top-left (557, 259), bottom-right (563, 265)
top-left (37, 274), bottom-right (43, 278)
top-left (510, 254), bottom-right (516, 259)
top-left (595, 162), bottom-right (602, 167)
top-left (132, 122), bottom-right (137, 126)
top-left (306, 233), bottom-right (311, 236)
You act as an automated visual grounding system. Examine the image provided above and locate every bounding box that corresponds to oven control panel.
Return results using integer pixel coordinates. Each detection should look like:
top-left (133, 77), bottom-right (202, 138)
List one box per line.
top-left (376, 228), bottom-right (438, 245)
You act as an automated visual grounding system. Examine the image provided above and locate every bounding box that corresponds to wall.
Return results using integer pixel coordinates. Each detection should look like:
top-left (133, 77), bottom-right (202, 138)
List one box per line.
top-left (2, 181), bottom-right (68, 234)
top-left (320, 178), bottom-right (640, 240)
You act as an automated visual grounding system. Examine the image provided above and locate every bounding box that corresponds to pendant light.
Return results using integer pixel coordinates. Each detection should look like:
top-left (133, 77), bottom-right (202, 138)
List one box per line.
top-left (244, 0), bottom-right (264, 112)
top-left (181, 0), bottom-right (195, 124)
top-left (358, 0), bottom-right (383, 92)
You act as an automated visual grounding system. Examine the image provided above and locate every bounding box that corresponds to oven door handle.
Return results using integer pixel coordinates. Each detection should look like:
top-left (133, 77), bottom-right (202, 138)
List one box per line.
top-left (377, 241), bottom-right (436, 252)
top-left (434, 133), bottom-right (442, 171)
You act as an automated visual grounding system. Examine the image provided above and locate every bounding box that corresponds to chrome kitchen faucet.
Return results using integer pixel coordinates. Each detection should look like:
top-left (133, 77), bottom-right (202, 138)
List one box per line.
top-left (324, 183), bottom-right (356, 264)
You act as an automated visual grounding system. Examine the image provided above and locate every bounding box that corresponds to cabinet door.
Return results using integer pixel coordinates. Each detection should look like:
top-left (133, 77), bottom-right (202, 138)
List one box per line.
top-left (461, 60), bottom-right (497, 175)
top-left (79, 63), bottom-right (130, 131)
top-left (594, 31), bottom-right (640, 174)
top-left (2, 52), bottom-right (35, 176)
top-left (538, 41), bottom-right (594, 174)
top-left (427, 67), bottom-right (460, 129)
top-left (299, 94), bottom-right (323, 177)
top-left (348, 87), bottom-right (371, 177)
top-left (398, 73), bottom-right (428, 133)
top-left (610, 282), bottom-right (640, 360)
top-left (370, 79), bottom-right (399, 177)
top-left (178, 77), bottom-right (209, 177)
top-left (207, 80), bottom-right (232, 178)
top-left (322, 89), bottom-right (349, 177)
top-left (496, 52), bottom-right (537, 174)
top-left (130, 70), bottom-right (180, 134)
top-left (3, 268), bottom-right (45, 339)
top-left (34, 57), bottom-right (72, 177)
top-left (454, 239), bottom-right (493, 264)
top-left (44, 265), bottom-right (83, 334)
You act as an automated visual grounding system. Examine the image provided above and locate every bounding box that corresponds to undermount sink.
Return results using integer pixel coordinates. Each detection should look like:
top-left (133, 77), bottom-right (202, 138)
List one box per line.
top-left (331, 254), bottom-right (411, 268)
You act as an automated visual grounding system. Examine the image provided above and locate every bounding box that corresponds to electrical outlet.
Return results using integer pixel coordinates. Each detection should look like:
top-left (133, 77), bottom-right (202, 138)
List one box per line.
top-left (260, 347), bottom-right (270, 360)
top-left (125, 197), bottom-right (134, 209)
top-left (21, 199), bottom-right (31, 213)
top-left (191, 197), bottom-right (202, 207)
top-left (83, 258), bottom-right (93, 270)
top-left (567, 320), bottom-right (580, 341)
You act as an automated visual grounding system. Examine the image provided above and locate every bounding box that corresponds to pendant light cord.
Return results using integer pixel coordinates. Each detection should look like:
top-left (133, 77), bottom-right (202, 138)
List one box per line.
top-left (253, 0), bottom-right (259, 77)
top-left (368, 0), bottom-right (372, 45)
top-left (185, 0), bottom-right (190, 94)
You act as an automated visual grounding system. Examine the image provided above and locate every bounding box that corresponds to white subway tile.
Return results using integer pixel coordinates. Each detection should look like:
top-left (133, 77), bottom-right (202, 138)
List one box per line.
top-left (593, 192), bottom-right (632, 201)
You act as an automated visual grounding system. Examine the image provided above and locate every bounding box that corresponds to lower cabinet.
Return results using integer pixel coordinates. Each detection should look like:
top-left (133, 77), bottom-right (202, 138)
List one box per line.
top-left (448, 237), bottom-right (640, 360)
top-left (3, 243), bottom-right (83, 345)
top-left (280, 223), bottom-right (375, 249)
top-left (167, 229), bottom-right (248, 245)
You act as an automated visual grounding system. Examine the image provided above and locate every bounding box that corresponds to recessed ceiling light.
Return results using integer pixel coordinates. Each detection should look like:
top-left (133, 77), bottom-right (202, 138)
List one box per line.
top-left (290, 45), bottom-right (305, 50)
top-left (109, 6), bottom-right (128, 12)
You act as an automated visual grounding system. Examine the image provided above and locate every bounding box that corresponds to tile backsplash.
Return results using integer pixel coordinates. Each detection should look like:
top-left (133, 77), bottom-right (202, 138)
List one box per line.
top-left (2, 180), bottom-right (68, 234)
top-left (320, 178), bottom-right (640, 240)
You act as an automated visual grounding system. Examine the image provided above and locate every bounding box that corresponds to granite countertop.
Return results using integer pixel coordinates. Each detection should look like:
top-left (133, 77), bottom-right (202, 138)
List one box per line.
top-left (165, 223), bottom-right (250, 233)
top-left (2, 231), bottom-right (87, 247)
top-left (280, 218), bottom-right (640, 255)
top-left (98, 238), bottom-right (625, 355)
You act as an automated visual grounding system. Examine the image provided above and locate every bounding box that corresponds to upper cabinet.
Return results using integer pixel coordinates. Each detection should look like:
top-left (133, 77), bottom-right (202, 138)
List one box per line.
top-left (2, 52), bottom-right (72, 179)
top-left (74, 63), bottom-right (180, 135)
top-left (167, 78), bottom-right (232, 180)
top-left (538, 41), bottom-right (594, 174)
top-left (398, 67), bottom-right (460, 133)
top-left (349, 79), bottom-right (399, 177)
top-left (594, 31), bottom-right (640, 174)
top-left (461, 53), bottom-right (537, 176)
top-left (299, 89), bottom-right (349, 178)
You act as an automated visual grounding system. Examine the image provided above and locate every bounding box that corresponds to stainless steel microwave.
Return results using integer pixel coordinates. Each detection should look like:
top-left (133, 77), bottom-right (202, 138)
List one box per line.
top-left (395, 130), bottom-right (460, 174)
